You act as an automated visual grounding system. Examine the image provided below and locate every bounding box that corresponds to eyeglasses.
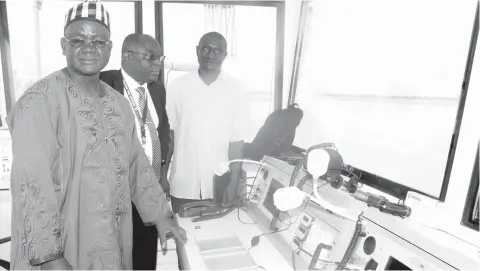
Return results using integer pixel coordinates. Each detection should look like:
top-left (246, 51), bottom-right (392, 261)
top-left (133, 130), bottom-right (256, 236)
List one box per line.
top-left (128, 51), bottom-right (165, 62)
top-left (200, 45), bottom-right (225, 55)
top-left (64, 37), bottom-right (111, 49)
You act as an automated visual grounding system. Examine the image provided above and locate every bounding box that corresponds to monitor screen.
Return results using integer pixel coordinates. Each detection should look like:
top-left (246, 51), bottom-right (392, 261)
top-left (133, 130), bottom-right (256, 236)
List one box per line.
top-left (293, 0), bottom-right (477, 198)
top-left (263, 178), bottom-right (284, 216)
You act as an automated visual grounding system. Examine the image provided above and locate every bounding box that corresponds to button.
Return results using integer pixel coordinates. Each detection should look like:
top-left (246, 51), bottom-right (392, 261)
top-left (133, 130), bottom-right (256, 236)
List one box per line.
top-left (292, 236), bottom-right (302, 247)
top-left (363, 236), bottom-right (376, 255)
top-left (298, 225), bottom-right (307, 234)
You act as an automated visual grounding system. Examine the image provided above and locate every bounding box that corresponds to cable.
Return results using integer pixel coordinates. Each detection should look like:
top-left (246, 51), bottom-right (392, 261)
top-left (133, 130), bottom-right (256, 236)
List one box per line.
top-left (336, 218), bottom-right (363, 270)
top-left (246, 158), bottom-right (267, 201)
top-left (235, 158), bottom-right (269, 225)
top-left (296, 246), bottom-right (339, 265)
top-left (292, 244), bottom-right (340, 270)
top-left (279, 196), bottom-right (311, 227)
top-left (289, 158), bottom-right (306, 186)
top-left (235, 181), bottom-right (257, 225)
top-left (297, 173), bottom-right (313, 190)
top-left (247, 212), bottom-right (292, 252)
top-left (289, 143), bottom-right (337, 187)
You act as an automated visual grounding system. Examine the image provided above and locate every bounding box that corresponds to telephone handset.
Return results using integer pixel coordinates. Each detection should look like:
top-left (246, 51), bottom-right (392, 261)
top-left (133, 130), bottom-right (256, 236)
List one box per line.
top-left (178, 201), bottom-right (235, 222)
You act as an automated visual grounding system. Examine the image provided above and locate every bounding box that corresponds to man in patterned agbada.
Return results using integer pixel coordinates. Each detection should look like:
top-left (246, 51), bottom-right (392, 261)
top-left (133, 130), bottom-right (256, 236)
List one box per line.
top-left (6, 1), bottom-right (187, 270)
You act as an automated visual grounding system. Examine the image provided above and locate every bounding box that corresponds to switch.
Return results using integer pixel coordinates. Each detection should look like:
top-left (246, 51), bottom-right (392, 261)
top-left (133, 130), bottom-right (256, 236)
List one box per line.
top-left (298, 224), bottom-right (307, 234)
top-left (292, 235), bottom-right (302, 247)
top-left (365, 259), bottom-right (378, 270)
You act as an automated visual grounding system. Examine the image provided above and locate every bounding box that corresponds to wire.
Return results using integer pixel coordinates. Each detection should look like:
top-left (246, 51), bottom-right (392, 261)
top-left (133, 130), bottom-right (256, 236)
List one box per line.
top-left (289, 158), bottom-right (306, 187)
top-left (309, 180), bottom-right (328, 195)
top-left (237, 203), bottom-right (257, 225)
top-left (279, 196), bottom-right (311, 227)
top-left (246, 158), bottom-right (267, 200)
top-left (297, 173), bottom-right (313, 190)
top-left (235, 158), bottom-right (270, 225)
top-left (292, 241), bottom-right (340, 270)
top-left (247, 212), bottom-right (293, 252)
top-left (296, 246), bottom-right (340, 265)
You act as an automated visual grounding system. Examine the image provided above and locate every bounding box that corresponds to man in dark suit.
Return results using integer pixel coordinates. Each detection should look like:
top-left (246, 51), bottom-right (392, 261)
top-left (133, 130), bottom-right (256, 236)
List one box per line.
top-left (100, 33), bottom-right (172, 270)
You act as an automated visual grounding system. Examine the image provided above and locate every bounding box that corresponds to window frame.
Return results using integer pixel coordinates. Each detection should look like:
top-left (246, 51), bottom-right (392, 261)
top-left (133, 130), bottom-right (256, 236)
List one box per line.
top-left (0, 1), bottom-right (143, 191)
top-left (0, 0), bottom-right (144, 115)
top-left (154, 0), bottom-right (285, 111)
top-left (0, 1), bottom-right (15, 114)
top-left (288, 1), bottom-right (479, 202)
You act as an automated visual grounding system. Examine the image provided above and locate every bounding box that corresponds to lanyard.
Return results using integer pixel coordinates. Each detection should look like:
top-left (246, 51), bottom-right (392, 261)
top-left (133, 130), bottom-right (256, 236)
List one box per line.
top-left (124, 78), bottom-right (148, 144)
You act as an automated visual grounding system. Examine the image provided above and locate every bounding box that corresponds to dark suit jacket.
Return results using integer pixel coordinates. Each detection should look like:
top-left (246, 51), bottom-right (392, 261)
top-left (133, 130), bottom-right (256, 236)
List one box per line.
top-left (100, 69), bottom-right (170, 162)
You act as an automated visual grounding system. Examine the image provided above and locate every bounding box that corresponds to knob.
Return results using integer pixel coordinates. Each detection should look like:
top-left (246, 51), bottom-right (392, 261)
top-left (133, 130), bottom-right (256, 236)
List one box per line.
top-left (330, 174), bottom-right (343, 189)
top-left (363, 236), bottom-right (376, 255)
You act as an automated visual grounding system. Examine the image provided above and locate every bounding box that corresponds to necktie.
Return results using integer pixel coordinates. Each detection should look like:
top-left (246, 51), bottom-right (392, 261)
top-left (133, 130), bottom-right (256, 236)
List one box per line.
top-left (136, 86), bottom-right (162, 181)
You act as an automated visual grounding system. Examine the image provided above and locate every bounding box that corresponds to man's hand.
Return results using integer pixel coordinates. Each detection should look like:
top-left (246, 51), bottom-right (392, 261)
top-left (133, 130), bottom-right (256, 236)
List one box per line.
top-left (156, 216), bottom-right (188, 254)
top-left (163, 187), bottom-right (171, 202)
top-left (41, 257), bottom-right (72, 270)
top-left (222, 181), bottom-right (238, 208)
top-left (161, 181), bottom-right (171, 202)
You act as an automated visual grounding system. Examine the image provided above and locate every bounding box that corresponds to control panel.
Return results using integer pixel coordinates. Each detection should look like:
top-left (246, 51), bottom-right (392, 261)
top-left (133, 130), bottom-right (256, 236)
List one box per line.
top-left (344, 217), bottom-right (456, 270)
top-left (290, 212), bottom-right (314, 250)
top-left (338, 208), bottom-right (480, 271)
top-left (243, 156), bottom-right (480, 271)
top-left (244, 157), bottom-right (359, 269)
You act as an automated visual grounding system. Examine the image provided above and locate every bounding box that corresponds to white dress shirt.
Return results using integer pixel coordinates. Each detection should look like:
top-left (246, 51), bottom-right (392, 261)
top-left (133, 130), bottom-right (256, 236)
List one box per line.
top-left (166, 71), bottom-right (252, 199)
top-left (122, 69), bottom-right (159, 164)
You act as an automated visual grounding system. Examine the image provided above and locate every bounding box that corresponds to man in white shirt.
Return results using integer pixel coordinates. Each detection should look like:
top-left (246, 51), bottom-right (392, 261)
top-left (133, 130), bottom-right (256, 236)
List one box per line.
top-left (100, 33), bottom-right (180, 270)
top-left (166, 32), bottom-right (251, 213)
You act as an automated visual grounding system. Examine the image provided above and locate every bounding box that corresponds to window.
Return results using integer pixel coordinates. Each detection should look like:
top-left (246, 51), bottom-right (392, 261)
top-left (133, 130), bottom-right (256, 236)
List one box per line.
top-left (0, 51), bottom-right (10, 191)
top-left (293, 0), bottom-right (477, 198)
top-left (461, 142), bottom-right (479, 230)
top-left (0, 50), bottom-right (5, 122)
top-left (6, 0), bottom-right (135, 100)
top-left (0, 1), bottom-right (136, 190)
top-left (101, 2), bottom-right (135, 70)
top-left (142, 0), bottom-right (156, 38)
top-left (162, 3), bottom-right (277, 141)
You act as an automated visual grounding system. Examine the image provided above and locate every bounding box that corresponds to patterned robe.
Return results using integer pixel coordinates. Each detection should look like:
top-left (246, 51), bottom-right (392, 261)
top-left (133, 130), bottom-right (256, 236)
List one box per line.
top-left (7, 68), bottom-right (172, 270)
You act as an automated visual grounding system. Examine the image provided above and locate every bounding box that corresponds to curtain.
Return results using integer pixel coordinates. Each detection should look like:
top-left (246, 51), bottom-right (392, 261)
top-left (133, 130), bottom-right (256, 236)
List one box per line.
top-left (204, 4), bottom-right (236, 56)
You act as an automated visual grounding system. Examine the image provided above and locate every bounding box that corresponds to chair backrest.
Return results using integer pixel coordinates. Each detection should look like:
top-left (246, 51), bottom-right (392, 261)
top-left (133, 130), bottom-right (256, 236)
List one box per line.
top-left (0, 236), bottom-right (10, 270)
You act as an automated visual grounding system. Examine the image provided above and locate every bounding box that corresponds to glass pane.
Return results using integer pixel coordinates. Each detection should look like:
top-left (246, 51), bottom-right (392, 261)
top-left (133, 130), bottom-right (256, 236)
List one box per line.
top-left (101, 2), bottom-right (135, 71)
top-left (6, 0), bottom-right (135, 99)
top-left (163, 3), bottom-right (277, 140)
top-left (143, 0), bottom-right (156, 38)
top-left (293, 0), bottom-right (476, 198)
top-left (0, 50), bottom-right (11, 191)
top-left (0, 49), bottom-right (5, 120)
